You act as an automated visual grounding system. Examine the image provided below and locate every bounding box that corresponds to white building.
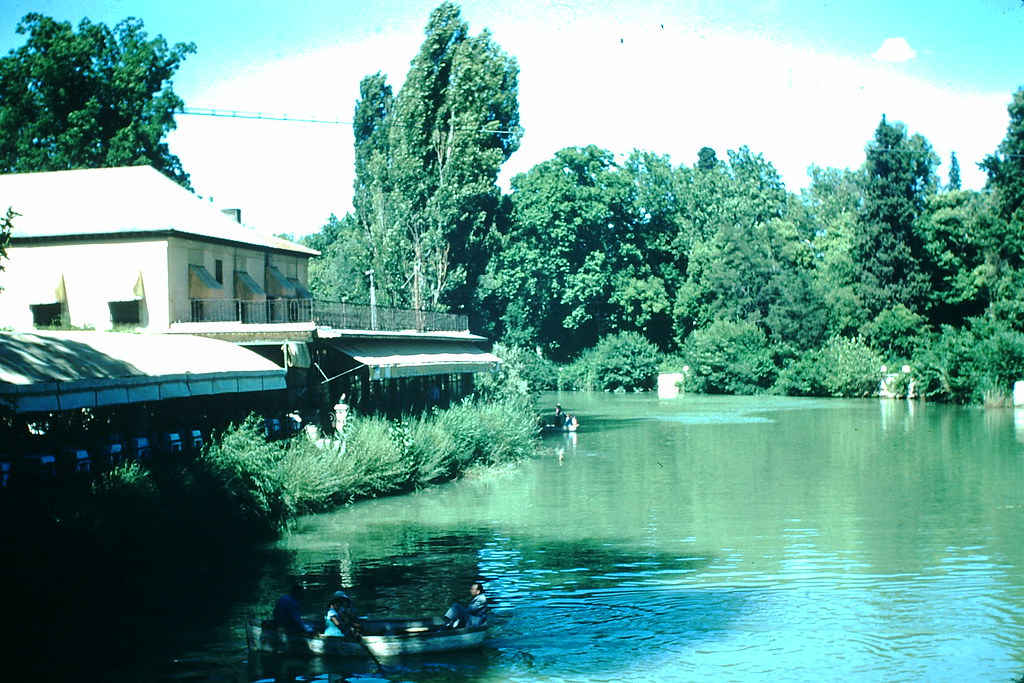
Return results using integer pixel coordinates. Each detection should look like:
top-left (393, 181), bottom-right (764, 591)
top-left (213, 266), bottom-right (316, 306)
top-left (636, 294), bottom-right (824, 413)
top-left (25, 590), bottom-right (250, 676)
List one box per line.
top-left (0, 165), bottom-right (318, 332)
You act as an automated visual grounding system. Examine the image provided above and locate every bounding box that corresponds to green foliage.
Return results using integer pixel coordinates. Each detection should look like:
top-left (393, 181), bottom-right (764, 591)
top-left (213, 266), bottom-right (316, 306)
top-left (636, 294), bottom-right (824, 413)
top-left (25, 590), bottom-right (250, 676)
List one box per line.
top-left (0, 14), bottom-right (195, 185)
top-left (0, 206), bottom-right (14, 291)
top-left (775, 336), bottom-right (883, 398)
top-left (861, 304), bottom-right (928, 361)
top-left (914, 317), bottom-right (1024, 405)
top-left (982, 88), bottom-right (1024, 227)
top-left (590, 332), bottom-right (661, 391)
top-left (682, 319), bottom-right (776, 394)
top-left (853, 115), bottom-right (938, 318)
top-left (349, 2), bottom-right (521, 316)
top-left (474, 342), bottom-right (557, 401)
top-left (200, 414), bottom-right (291, 528)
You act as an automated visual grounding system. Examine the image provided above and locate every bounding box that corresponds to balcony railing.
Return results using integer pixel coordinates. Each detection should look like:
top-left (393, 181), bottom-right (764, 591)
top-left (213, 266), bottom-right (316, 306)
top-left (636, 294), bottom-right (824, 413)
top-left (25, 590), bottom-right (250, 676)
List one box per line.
top-left (182, 298), bottom-right (468, 333)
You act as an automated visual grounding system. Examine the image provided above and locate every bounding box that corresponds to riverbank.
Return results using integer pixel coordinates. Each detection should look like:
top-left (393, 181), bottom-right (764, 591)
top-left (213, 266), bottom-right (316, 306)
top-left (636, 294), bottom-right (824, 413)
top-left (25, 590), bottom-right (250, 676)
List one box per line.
top-left (1, 396), bottom-right (539, 675)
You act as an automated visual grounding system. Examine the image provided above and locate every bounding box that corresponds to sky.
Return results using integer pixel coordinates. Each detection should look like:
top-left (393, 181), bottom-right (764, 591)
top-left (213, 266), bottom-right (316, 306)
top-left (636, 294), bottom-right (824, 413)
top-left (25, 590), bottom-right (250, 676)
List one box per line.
top-left (1, 1), bottom-right (1023, 238)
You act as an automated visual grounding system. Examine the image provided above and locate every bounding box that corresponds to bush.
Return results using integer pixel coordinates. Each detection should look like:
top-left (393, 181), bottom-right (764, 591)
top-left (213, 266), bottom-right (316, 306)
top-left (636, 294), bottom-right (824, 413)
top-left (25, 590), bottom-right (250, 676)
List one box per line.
top-left (914, 317), bottom-right (1024, 404)
top-left (475, 342), bottom-right (557, 400)
top-left (559, 332), bottom-right (660, 391)
top-left (774, 336), bottom-right (883, 398)
top-left (683, 319), bottom-right (776, 394)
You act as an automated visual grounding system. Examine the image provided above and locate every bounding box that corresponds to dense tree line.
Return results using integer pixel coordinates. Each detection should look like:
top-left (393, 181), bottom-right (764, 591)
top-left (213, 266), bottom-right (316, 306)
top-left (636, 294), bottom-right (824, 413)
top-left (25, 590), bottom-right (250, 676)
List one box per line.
top-left (306, 3), bottom-right (1024, 404)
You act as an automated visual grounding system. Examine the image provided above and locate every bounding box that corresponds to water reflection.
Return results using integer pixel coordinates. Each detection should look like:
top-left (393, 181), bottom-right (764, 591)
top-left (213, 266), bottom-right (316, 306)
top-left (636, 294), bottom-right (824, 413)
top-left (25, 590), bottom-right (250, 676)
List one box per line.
top-left (44, 394), bottom-right (1024, 681)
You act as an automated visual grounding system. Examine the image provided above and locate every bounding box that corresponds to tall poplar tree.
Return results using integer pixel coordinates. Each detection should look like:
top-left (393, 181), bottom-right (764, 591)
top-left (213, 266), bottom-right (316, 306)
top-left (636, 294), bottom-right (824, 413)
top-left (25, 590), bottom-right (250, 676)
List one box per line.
top-left (352, 2), bottom-right (521, 317)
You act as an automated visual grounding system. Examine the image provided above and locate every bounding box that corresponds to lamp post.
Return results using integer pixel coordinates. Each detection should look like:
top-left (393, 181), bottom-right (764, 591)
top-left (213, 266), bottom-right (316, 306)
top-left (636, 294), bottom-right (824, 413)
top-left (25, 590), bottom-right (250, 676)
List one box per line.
top-left (366, 269), bottom-right (378, 330)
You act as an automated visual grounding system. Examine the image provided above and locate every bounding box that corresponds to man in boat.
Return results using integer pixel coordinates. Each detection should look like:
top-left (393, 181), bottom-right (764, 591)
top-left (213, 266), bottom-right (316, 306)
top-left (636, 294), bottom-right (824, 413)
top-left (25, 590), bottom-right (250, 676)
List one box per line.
top-left (271, 582), bottom-right (316, 634)
top-left (444, 581), bottom-right (488, 629)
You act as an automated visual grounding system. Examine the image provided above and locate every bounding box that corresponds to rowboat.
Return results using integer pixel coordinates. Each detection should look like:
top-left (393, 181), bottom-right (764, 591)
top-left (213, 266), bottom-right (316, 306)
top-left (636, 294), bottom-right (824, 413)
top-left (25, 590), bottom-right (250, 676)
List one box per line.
top-left (246, 616), bottom-right (487, 657)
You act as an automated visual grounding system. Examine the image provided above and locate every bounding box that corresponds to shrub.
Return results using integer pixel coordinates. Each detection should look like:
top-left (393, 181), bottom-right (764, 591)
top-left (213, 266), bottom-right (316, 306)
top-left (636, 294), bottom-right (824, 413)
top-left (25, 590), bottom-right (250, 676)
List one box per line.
top-left (683, 319), bottom-right (776, 394)
top-left (914, 318), bottom-right (1024, 404)
top-left (774, 336), bottom-right (883, 397)
top-left (475, 342), bottom-right (557, 400)
top-left (816, 336), bottom-right (884, 397)
top-left (199, 414), bottom-right (291, 528)
top-left (558, 332), bottom-right (660, 391)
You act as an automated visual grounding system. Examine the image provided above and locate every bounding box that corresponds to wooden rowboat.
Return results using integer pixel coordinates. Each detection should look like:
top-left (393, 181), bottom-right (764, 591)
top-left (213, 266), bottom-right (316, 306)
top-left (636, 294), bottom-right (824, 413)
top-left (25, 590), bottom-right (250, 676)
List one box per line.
top-left (246, 616), bottom-right (487, 657)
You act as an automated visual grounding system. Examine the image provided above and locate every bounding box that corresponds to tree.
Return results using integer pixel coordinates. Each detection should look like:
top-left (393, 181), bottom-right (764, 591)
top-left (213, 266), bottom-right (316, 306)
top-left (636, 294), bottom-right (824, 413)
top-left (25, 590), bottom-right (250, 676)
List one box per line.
top-left (0, 206), bottom-right (14, 292)
top-left (484, 145), bottom-right (625, 359)
top-left (918, 189), bottom-right (998, 326)
top-left (801, 165), bottom-right (864, 337)
top-left (352, 2), bottom-right (521, 318)
top-left (0, 14), bottom-right (195, 186)
top-left (853, 116), bottom-right (938, 320)
top-left (947, 152), bottom-right (961, 191)
top-left (982, 88), bottom-right (1024, 227)
top-left (673, 147), bottom-right (795, 341)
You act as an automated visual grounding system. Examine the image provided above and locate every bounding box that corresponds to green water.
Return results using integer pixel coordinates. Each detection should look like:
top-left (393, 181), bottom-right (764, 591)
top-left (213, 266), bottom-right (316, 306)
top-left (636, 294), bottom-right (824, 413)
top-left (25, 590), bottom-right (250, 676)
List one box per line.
top-left (107, 393), bottom-right (1024, 681)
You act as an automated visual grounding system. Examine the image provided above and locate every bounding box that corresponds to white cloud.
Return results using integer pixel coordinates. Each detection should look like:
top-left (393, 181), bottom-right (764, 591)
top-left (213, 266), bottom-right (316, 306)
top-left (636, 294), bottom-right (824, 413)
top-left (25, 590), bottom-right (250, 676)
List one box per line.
top-left (872, 37), bottom-right (917, 63)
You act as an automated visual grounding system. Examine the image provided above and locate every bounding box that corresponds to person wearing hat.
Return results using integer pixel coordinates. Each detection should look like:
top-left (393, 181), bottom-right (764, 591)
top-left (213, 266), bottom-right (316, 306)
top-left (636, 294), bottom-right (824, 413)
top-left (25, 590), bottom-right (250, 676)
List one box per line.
top-left (324, 590), bottom-right (360, 637)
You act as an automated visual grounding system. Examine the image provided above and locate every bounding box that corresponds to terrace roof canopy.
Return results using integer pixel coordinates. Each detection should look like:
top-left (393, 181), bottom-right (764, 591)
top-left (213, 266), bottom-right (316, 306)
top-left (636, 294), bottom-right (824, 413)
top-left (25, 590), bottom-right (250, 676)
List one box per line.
top-left (0, 331), bottom-right (286, 414)
top-left (328, 338), bottom-right (502, 380)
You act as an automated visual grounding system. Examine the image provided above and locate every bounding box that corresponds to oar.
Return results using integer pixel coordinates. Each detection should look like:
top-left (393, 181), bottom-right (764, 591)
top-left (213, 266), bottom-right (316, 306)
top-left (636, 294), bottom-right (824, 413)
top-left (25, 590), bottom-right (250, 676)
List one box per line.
top-left (353, 631), bottom-right (385, 673)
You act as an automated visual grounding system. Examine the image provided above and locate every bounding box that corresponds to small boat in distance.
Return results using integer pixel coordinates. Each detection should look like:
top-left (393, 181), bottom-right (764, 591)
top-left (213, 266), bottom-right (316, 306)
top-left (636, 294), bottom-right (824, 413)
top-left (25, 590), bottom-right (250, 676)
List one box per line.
top-left (246, 616), bottom-right (487, 658)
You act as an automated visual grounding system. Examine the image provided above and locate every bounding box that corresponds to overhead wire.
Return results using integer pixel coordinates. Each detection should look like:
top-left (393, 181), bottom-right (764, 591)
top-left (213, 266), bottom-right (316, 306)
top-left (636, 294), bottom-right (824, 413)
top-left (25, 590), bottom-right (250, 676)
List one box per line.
top-left (179, 107), bottom-right (523, 135)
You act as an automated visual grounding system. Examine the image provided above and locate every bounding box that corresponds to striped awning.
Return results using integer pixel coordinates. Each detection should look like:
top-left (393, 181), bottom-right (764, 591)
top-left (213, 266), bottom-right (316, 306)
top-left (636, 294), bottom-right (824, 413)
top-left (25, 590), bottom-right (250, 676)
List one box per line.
top-left (329, 338), bottom-right (501, 380)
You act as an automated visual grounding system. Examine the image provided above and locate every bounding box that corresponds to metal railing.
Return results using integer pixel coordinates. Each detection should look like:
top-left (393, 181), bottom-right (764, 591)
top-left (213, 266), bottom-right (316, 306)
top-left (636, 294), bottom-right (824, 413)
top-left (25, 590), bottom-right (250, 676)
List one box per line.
top-left (182, 298), bottom-right (468, 333)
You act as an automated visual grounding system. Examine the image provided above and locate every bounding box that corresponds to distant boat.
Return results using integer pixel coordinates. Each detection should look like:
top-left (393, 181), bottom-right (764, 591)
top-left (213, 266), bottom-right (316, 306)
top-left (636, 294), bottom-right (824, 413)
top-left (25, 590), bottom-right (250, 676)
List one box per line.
top-left (541, 422), bottom-right (580, 434)
top-left (246, 616), bottom-right (487, 657)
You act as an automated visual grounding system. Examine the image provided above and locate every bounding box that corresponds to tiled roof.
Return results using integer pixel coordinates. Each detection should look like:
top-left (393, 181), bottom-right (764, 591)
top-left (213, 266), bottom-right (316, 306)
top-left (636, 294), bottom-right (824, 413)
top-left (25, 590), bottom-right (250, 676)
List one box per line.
top-left (0, 165), bottom-right (318, 256)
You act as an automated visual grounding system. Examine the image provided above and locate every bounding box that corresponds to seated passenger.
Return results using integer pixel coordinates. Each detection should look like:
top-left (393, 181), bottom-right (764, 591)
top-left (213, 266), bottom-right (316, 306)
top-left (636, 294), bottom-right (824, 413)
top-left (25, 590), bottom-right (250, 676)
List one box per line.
top-left (324, 590), bottom-right (360, 637)
top-left (444, 581), bottom-right (488, 629)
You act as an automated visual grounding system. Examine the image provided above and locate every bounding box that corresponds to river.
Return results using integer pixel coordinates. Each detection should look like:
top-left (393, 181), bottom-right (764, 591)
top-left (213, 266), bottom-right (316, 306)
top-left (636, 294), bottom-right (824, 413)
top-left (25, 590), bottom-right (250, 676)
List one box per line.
top-left (79, 393), bottom-right (1024, 681)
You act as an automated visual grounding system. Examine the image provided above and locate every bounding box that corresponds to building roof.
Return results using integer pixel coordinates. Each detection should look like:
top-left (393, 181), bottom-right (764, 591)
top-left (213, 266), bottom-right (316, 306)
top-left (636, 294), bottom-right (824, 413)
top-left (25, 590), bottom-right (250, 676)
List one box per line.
top-left (0, 165), bottom-right (318, 256)
top-left (0, 331), bottom-right (286, 413)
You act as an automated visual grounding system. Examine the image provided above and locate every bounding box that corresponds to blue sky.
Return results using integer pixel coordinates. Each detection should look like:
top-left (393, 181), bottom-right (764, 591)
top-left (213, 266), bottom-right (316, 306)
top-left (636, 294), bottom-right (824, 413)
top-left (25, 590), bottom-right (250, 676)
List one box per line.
top-left (2, 1), bottom-right (1023, 237)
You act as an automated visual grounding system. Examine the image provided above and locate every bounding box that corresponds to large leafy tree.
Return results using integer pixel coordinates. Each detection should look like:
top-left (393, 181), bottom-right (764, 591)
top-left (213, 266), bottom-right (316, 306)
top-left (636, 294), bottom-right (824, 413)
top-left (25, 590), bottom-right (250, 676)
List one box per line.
top-left (853, 116), bottom-right (938, 322)
top-left (352, 2), bottom-right (520, 318)
top-left (673, 148), bottom-right (795, 336)
top-left (800, 165), bottom-right (864, 337)
top-left (485, 145), bottom-right (626, 359)
top-left (0, 13), bottom-right (195, 186)
top-left (982, 88), bottom-right (1024, 228)
top-left (977, 87), bottom-right (1024, 327)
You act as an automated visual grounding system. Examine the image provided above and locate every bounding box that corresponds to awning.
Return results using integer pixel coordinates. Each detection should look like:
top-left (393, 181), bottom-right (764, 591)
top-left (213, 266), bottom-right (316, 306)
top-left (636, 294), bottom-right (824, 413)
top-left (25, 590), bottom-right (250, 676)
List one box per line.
top-left (189, 264), bottom-right (223, 298)
top-left (329, 339), bottom-right (502, 380)
top-left (289, 277), bottom-right (313, 299)
top-left (235, 270), bottom-right (266, 299)
top-left (0, 331), bottom-right (286, 414)
top-left (265, 265), bottom-right (296, 297)
top-left (109, 272), bottom-right (145, 302)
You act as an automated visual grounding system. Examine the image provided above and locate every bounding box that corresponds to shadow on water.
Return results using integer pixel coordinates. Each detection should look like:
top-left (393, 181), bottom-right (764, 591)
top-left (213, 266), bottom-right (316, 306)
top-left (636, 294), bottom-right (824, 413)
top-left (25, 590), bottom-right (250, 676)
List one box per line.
top-left (243, 527), bottom-right (748, 683)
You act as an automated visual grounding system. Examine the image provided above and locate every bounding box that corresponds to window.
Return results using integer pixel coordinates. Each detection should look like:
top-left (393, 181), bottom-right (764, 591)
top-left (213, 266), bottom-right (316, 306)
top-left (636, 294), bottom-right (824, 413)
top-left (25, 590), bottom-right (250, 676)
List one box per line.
top-left (109, 300), bottom-right (141, 326)
top-left (31, 302), bottom-right (64, 327)
top-left (214, 259), bottom-right (224, 284)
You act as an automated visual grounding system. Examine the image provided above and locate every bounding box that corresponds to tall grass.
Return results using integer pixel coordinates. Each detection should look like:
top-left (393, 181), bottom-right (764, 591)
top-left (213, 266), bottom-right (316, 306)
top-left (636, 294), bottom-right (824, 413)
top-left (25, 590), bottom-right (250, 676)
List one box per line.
top-left (198, 397), bottom-right (539, 528)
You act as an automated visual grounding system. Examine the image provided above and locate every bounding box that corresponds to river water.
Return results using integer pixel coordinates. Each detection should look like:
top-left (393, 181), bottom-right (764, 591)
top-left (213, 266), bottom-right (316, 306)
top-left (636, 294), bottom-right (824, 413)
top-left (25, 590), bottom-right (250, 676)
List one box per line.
top-left (89, 393), bottom-right (1024, 681)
